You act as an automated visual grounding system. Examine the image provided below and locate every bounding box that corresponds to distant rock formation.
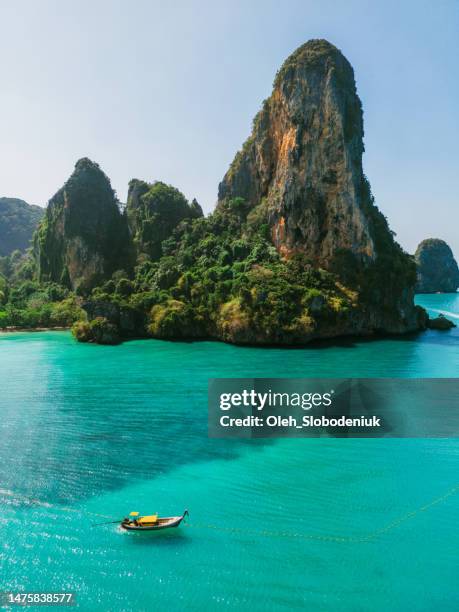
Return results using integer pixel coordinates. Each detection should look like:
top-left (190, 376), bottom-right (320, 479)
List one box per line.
top-left (0, 197), bottom-right (43, 256)
top-left (126, 180), bottom-right (203, 260)
top-left (35, 158), bottom-right (132, 293)
top-left (415, 239), bottom-right (459, 293)
top-left (217, 39), bottom-right (420, 335)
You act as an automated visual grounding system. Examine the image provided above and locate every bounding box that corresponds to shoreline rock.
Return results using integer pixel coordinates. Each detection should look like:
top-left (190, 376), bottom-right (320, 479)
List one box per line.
top-left (426, 315), bottom-right (456, 330)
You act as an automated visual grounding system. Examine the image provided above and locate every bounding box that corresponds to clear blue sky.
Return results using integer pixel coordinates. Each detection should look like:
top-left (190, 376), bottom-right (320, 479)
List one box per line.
top-left (0, 0), bottom-right (457, 256)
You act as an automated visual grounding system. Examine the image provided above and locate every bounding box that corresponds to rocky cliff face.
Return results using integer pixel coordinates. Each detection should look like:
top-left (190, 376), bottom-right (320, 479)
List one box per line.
top-left (127, 180), bottom-right (203, 260)
top-left (217, 39), bottom-right (420, 334)
top-left (35, 158), bottom-right (132, 293)
top-left (0, 198), bottom-right (44, 256)
top-left (218, 39), bottom-right (376, 263)
top-left (415, 239), bottom-right (459, 293)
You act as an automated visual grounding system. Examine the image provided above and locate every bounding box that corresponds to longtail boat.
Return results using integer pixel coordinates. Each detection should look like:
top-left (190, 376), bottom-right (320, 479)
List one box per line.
top-left (121, 510), bottom-right (189, 531)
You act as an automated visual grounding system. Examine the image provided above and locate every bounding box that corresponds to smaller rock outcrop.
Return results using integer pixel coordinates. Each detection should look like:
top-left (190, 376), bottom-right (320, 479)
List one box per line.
top-left (126, 180), bottom-right (203, 260)
top-left (415, 239), bottom-right (459, 293)
top-left (0, 197), bottom-right (44, 256)
top-left (427, 314), bottom-right (456, 330)
top-left (35, 158), bottom-right (132, 293)
top-left (82, 299), bottom-right (145, 338)
top-left (72, 317), bottom-right (121, 345)
top-left (190, 198), bottom-right (204, 218)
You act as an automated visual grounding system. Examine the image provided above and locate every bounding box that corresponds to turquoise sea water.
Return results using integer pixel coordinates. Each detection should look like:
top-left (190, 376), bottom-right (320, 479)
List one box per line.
top-left (0, 294), bottom-right (458, 611)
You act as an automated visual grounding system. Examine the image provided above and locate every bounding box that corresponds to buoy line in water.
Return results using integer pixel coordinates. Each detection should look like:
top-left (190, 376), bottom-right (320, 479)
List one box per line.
top-left (1, 485), bottom-right (457, 544)
top-left (184, 484), bottom-right (459, 543)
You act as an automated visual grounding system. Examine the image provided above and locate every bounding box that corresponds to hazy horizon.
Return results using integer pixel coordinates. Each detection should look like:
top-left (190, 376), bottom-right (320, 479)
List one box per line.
top-left (0, 0), bottom-right (458, 257)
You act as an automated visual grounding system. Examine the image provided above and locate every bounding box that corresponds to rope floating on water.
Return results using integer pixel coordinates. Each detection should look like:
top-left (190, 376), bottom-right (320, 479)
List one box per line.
top-left (1, 484), bottom-right (457, 544)
top-left (182, 484), bottom-right (459, 544)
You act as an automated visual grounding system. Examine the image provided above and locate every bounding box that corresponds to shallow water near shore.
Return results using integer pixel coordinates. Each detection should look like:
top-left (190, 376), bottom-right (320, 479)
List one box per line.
top-left (0, 294), bottom-right (457, 610)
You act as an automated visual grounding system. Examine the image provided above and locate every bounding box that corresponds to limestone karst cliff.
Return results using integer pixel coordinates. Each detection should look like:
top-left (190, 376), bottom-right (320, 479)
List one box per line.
top-left (415, 239), bottom-right (459, 293)
top-left (29, 40), bottom-right (427, 344)
top-left (216, 39), bottom-right (420, 337)
top-left (35, 158), bottom-right (132, 293)
top-left (218, 40), bottom-right (376, 264)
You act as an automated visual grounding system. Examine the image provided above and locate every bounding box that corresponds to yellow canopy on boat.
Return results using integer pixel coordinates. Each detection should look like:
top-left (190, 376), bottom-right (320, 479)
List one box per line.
top-left (129, 511), bottom-right (139, 516)
top-left (138, 515), bottom-right (158, 524)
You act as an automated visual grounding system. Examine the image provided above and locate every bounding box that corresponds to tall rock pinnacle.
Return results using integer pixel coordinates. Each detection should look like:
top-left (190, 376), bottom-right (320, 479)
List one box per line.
top-left (219, 39), bottom-right (377, 263)
top-left (217, 39), bottom-right (420, 333)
